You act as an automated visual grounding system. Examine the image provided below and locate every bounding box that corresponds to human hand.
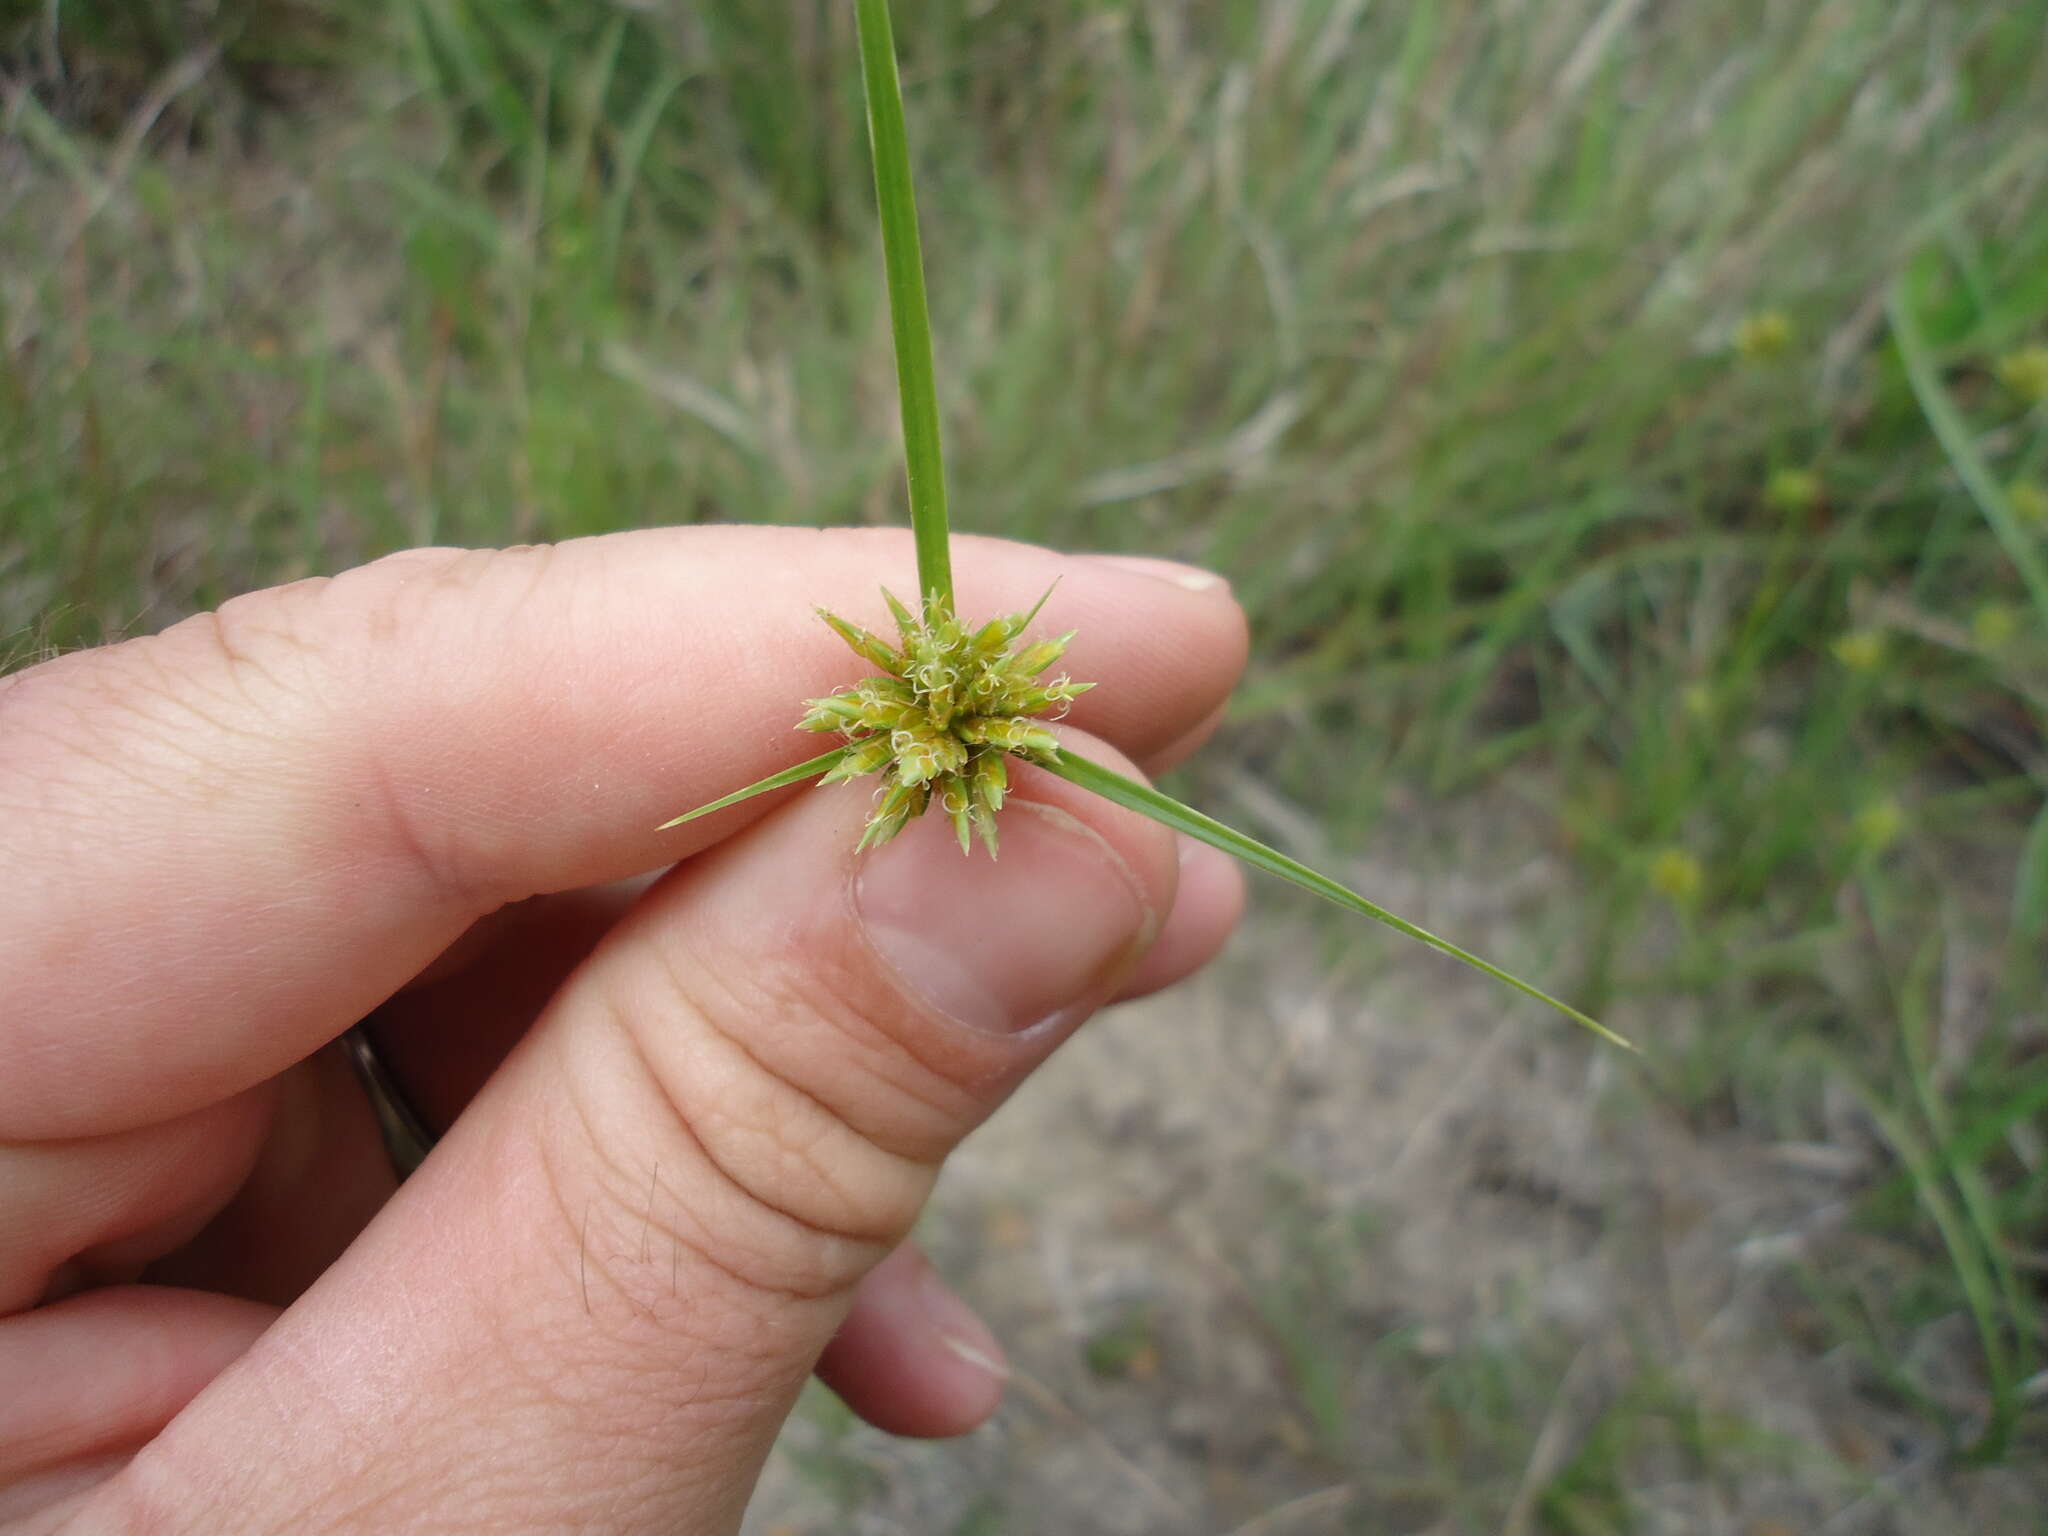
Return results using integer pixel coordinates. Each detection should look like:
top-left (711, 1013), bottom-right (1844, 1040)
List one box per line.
top-left (0, 528), bottom-right (1246, 1533)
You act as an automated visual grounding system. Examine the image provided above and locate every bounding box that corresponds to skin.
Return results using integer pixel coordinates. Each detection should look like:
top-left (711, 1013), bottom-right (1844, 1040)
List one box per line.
top-left (0, 527), bottom-right (1248, 1534)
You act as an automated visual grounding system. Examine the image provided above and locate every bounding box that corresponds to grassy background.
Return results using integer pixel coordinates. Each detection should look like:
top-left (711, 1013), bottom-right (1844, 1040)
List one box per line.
top-left (5, 0), bottom-right (2047, 1528)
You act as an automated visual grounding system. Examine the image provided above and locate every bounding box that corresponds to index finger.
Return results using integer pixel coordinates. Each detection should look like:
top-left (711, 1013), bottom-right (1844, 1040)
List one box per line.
top-left (0, 527), bottom-right (1245, 1138)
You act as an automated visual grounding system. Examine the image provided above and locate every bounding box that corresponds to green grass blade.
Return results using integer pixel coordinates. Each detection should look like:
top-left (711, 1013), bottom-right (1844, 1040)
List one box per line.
top-left (1816, 1041), bottom-right (2021, 1462)
top-left (1044, 749), bottom-right (1632, 1049)
top-left (599, 64), bottom-right (687, 279)
top-left (657, 746), bottom-right (853, 830)
top-left (853, 0), bottom-right (952, 612)
top-left (1888, 279), bottom-right (2048, 625)
top-left (2014, 798), bottom-right (2048, 939)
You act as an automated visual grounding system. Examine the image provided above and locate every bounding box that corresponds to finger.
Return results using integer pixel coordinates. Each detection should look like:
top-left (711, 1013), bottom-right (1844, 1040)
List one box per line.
top-left (0, 1287), bottom-right (273, 1487)
top-left (94, 731), bottom-right (1176, 1532)
top-left (2, 1042), bottom-right (395, 1321)
top-left (1116, 836), bottom-right (1245, 1001)
top-left (0, 1090), bottom-right (274, 1315)
top-left (132, 1074), bottom-right (1003, 1448)
top-left (0, 529), bottom-right (1245, 1140)
top-left (813, 1244), bottom-right (1007, 1439)
top-left (141, 829), bottom-right (1231, 1323)
top-left (395, 873), bottom-right (663, 1001)
top-left (136, 1047), bottom-right (397, 1309)
top-left (371, 828), bottom-right (1235, 1131)
top-left (368, 881), bottom-right (656, 1134)
top-left (1137, 698), bottom-right (1231, 777)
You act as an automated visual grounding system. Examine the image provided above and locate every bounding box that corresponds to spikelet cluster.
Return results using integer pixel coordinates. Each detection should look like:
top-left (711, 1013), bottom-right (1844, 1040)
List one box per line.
top-left (802, 589), bottom-right (1093, 855)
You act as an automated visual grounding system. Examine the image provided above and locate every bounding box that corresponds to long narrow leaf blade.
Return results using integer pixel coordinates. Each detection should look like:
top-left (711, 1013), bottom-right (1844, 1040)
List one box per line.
top-left (854, 0), bottom-right (952, 610)
top-left (2015, 797), bottom-right (2048, 939)
top-left (657, 746), bottom-right (853, 830)
top-left (1888, 279), bottom-right (2048, 624)
top-left (1045, 749), bottom-right (1632, 1049)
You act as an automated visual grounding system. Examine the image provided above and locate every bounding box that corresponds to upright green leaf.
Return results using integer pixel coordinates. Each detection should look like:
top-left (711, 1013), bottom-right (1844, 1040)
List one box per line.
top-left (1044, 749), bottom-right (1630, 1048)
top-left (854, 0), bottom-right (952, 611)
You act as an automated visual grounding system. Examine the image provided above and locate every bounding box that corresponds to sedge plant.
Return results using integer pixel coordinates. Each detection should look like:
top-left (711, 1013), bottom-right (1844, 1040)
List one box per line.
top-left (662, 0), bottom-right (1626, 1051)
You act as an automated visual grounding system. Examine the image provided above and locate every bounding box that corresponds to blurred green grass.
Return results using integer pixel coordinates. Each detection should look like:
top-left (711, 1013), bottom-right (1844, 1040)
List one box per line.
top-left (5, 0), bottom-right (2047, 1520)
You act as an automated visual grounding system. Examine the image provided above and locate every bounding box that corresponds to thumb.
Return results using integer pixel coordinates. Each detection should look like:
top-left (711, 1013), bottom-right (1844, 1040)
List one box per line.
top-left (104, 732), bottom-right (1175, 1534)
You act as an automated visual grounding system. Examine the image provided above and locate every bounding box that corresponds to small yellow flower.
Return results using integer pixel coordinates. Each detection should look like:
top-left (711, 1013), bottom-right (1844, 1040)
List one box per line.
top-left (1765, 466), bottom-right (1823, 514)
top-left (1972, 602), bottom-right (2020, 651)
top-left (2009, 480), bottom-right (2048, 526)
top-left (1649, 847), bottom-right (1703, 905)
top-left (1997, 344), bottom-right (2048, 406)
top-left (548, 224), bottom-right (590, 265)
top-left (1853, 797), bottom-right (1905, 855)
top-left (1734, 309), bottom-right (1793, 362)
top-left (1832, 629), bottom-right (1886, 671)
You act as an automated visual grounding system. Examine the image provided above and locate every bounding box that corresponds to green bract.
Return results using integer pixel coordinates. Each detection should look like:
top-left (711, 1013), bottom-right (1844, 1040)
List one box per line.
top-left (661, 0), bottom-right (1628, 1051)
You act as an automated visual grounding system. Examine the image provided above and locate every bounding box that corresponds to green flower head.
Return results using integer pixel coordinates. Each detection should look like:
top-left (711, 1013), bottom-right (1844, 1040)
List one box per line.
top-left (1649, 846), bottom-right (1704, 905)
top-left (1734, 308), bottom-right (1793, 362)
top-left (1997, 344), bottom-right (2048, 406)
top-left (1832, 628), bottom-right (1886, 672)
top-left (1764, 465), bottom-right (1823, 515)
top-left (801, 589), bottom-right (1093, 855)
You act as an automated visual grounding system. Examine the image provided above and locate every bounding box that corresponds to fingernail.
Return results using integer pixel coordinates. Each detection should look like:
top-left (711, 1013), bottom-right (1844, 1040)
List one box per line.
top-left (917, 1266), bottom-right (1010, 1381)
top-left (1087, 553), bottom-right (1230, 594)
top-left (939, 1332), bottom-right (1010, 1381)
top-left (855, 801), bottom-right (1156, 1036)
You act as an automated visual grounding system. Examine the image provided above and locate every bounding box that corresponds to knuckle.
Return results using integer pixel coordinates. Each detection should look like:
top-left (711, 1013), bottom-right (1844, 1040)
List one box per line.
top-left (667, 930), bottom-right (968, 1177)
top-left (559, 954), bottom-right (945, 1308)
top-left (546, 1063), bottom-right (876, 1324)
top-left (0, 580), bottom-right (335, 832)
top-left (340, 542), bottom-right (564, 649)
top-left (151, 576), bottom-right (341, 721)
top-left (0, 542), bottom-right (577, 950)
top-left (683, 1044), bottom-right (932, 1248)
top-left (314, 543), bottom-right (570, 911)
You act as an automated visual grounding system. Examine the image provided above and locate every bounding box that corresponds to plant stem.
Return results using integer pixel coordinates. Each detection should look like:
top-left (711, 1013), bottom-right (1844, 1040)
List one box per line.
top-left (854, 0), bottom-right (953, 611)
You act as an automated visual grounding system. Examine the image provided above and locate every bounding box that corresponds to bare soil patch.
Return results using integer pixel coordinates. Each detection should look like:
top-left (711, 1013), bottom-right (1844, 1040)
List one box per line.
top-left (747, 805), bottom-right (2044, 1534)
